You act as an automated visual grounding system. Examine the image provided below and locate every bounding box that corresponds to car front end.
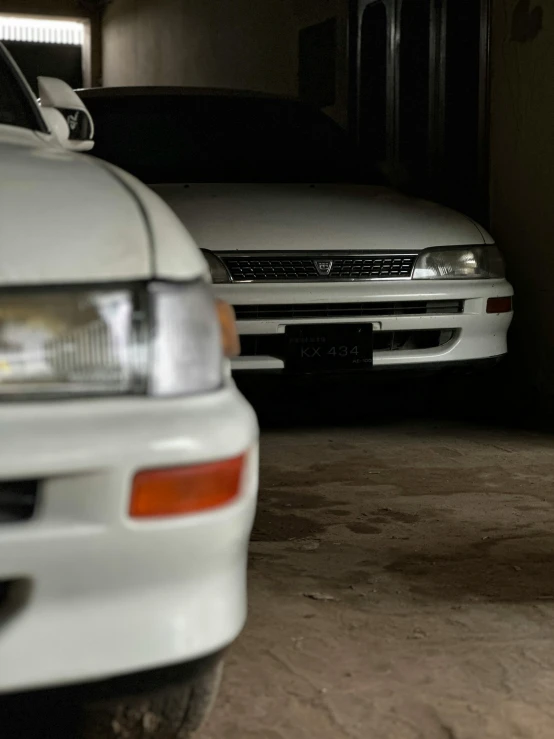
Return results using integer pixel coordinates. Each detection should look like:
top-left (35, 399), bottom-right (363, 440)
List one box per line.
top-left (0, 59), bottom-right (258, 697)
top-left (0, 278), bottom-right (258, 695)
top-left (209, 245), bottom-right (513, 375)
top-left (176, 182), bottom-right (514, 378)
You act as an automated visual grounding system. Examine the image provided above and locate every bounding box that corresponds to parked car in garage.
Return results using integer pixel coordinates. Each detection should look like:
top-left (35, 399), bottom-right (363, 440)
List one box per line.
top-left (78, 86), bottom-right (514, 377)
top-left (0, 45), bottom-right (258, 737)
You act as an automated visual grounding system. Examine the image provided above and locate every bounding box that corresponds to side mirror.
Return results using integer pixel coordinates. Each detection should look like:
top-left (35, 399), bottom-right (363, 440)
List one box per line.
top-left (38, 76), bottom-right (94, 152)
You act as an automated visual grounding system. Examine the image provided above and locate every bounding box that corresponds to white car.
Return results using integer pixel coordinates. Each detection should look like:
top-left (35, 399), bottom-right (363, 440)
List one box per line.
top-left (79, 86), bottom-right (514, 378)
top-left (0, 46), bottom-right (258, 737)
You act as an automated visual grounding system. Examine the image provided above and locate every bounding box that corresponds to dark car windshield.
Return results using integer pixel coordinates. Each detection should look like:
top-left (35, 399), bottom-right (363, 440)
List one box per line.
top-left (83, 93), bottom-right (382, 185)
top-left (0, 45), bottom-right (46, 131)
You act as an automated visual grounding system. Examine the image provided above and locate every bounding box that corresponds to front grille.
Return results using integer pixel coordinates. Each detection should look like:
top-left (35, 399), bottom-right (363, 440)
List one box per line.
top-left (0, 480), bottom-right (39, 524)
top-left (241, 330), bottom-right (456, 359)
top-left (234, 300), bottom-right (463, 321)
top-left (221, 253), bottom-right (418, 281)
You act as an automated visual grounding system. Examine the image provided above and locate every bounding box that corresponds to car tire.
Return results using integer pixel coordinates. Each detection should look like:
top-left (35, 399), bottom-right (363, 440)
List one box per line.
top-left (80, 656), bottom-right (224, 739)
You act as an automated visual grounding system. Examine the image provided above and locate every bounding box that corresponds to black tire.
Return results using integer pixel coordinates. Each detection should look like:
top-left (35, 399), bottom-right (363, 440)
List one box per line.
top-left (0, 655), bottom-right (224, 739)
top-left (81, 656), bottom-right (224, 739)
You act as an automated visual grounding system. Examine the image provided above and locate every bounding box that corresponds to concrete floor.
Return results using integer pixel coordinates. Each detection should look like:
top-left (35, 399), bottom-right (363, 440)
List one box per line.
top-left (204, 391), bottom-right (554, 739)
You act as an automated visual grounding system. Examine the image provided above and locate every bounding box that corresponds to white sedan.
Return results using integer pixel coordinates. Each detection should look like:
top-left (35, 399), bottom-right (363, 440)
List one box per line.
top-left (79, 86), bottom-right (513, 378)
top-left (0, 45), bottom-right (258, 737)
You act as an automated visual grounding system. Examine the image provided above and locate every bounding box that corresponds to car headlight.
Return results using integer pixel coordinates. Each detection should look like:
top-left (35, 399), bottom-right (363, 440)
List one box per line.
top-left (0, 281), bottom-right (224, 400)
top-left (202, 249), bottom-right (230, 284)
top-left (413, 246), bottom-right (505, 280)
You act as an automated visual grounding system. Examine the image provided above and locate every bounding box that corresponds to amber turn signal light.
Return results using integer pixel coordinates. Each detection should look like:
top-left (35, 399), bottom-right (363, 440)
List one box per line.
top-left (217, 300), bottom-right (241, 358)
top-left (130, 455), bottom-right (245, 519)
top-left (486, 297), bottom-right (512, 314)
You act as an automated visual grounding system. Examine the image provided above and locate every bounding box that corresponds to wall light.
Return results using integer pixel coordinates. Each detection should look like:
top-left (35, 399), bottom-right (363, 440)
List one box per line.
top-left (0, 17), bottom-right (85, 46)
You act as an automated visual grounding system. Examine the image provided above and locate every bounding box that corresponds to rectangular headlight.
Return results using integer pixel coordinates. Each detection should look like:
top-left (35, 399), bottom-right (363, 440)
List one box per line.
top-left (0, 281), bottom-right (222, 400)
top-left (413, 246), bottom-right (505, 280)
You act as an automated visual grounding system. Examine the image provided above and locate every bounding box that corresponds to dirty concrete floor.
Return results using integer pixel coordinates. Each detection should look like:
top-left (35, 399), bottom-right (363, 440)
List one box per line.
top-left (204, 387), bottom-right (554, 739)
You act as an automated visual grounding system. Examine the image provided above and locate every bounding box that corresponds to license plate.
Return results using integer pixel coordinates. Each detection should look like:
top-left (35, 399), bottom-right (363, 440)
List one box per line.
top-left (285, 324), bottom-right (373, 373)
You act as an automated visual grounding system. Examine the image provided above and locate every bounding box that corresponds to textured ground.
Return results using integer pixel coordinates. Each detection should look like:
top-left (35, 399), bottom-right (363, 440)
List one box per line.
top-left (203, 380), bottom-right (554, 738)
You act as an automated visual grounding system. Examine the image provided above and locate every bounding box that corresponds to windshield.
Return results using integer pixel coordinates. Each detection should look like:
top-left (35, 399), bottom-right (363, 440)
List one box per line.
top-left (83, 93), bottom-right (382, 185)
top-left (0, 45), bottom-right (45, 131)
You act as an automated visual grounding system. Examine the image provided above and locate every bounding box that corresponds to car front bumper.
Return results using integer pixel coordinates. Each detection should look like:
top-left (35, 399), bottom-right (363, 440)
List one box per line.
top-left (215, 279), bottom-right (514, 372)
top-left (0, 383), bottom-right (258, 694)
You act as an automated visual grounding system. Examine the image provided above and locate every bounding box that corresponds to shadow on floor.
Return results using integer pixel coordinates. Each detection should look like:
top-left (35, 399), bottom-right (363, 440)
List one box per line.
top-left (236, 361), bottom-right (553, 432)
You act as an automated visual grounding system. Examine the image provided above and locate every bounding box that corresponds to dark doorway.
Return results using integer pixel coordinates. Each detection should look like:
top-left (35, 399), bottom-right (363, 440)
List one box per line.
top-left (359, 1), bottom-right (389, 169)
top-left (397, 0), bottom-right (432, 191)
top-left (442, 0), bottom-right (487, 220)
top-left (350, 0), bottom-right (490, 224)
top-left (299, 18), bottom-right (338, 109)
top-left (3, 41), bottom-right (83, 94)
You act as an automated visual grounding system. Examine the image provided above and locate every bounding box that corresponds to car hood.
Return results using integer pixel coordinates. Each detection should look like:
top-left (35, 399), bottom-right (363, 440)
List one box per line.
top-left (154, 183), bottom-right (491, 253)
top-left (0, 128), bottom-right (152, 286)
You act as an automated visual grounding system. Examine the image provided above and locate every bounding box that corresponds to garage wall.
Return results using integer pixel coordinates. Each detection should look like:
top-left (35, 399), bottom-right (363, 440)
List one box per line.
top-left (1, 0), bottom-right (84, 13)
top-left (102, 0), bottom-right (295, 93)
top-left (102, 0), bottom-right (348, 124)
top-left (489, 0), bottom-right (553, 398)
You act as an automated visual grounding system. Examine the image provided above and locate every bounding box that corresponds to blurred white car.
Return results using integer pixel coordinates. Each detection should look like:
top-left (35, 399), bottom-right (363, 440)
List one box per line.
top-left (0, 45), bottom-right (258, 737)
top-left (79, 87), bottom-right (514, 377)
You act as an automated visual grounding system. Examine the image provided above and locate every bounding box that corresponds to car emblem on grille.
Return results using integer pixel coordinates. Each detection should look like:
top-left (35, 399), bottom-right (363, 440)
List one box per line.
top-left (314, 259), bottom-right (333, 276)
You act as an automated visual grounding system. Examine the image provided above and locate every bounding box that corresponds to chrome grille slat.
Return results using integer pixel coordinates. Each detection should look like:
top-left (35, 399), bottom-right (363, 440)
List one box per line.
top-left (220, 252), bottom-right (418, 281)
